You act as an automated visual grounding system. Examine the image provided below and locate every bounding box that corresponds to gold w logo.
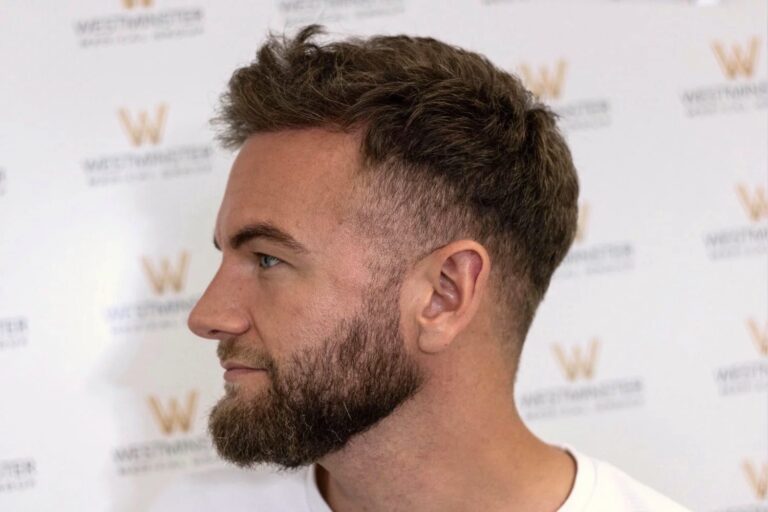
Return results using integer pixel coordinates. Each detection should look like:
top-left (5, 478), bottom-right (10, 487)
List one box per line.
top-left (552, 339), bottom-right (600, 381)
top-left (736, 184), bottom-right (768, 222)
top-left (141, 251), bottom-right (189, 295)
top-left (519, 60), bottom-right (567, 100)
top-left (747, 318), bottom-right (768, 357)
top-left (575, 202), bottom-right (590, 243)
top-left (123, 0), bottom-right (153, 8)
top-left (743, 459), bottom-right (768, 500)
top-left (118, 104), bottom-right (167, 147)
top-left (147, 391), bottom-right (198, 435)
top-left (712, 37), bottom-right (761, 80)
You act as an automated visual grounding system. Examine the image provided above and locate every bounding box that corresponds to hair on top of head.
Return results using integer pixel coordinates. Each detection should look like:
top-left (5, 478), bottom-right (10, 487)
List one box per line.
top-left (215, 24), bottom-right (579, 361)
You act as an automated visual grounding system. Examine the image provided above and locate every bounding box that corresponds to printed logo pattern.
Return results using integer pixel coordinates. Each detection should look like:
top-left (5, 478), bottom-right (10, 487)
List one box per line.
top-left (142, 251), bottom-right (189, 295)
top-left (118, 105), bottom-right (168, 147)
top-left (712, 37), bottom-right (761, 80)
top-left (682, 36), bottom-right (767, 117)
top-left (703, 184), bottom-right (768, 260)
top-left (73, 0), bottom-right (205, 48)
top-left (714, 318), bottom-right (768, 396)
top-left (112, 391), bottom-right (217, 476)
top-left (519, 60), bottom-right (567, 100)
top-left (518, 59), bottom-right (612, 131)
top-left (81, 104), bottom-right (212, 187)
top-left (519, 338), bottom-right (644, 420)
top-left (123, 0), bottom-right (153, 8)
top-left (737, 185), bottom-right (768, 222)
top-left (104, 252), bottom-right (198, 334)
top-left (552, 339), bottom-right (600, 381)
top-left (147, 391), bottom-right (198, 435)
top-left (743, 459), bottom-right (768, 501)
top-left (557, 202), bottom-right (634, 278)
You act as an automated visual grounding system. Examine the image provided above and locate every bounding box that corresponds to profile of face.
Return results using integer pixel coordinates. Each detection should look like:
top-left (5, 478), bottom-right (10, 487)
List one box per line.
top-left (187, 129), bottom-right (425, 469)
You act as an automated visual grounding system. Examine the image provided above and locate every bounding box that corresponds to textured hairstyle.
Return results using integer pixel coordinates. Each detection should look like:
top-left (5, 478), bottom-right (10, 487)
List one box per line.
top-left (215, 25), bottom-right (579, 358)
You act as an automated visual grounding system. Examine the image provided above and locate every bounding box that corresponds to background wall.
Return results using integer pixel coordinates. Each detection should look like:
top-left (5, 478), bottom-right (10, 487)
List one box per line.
top-left (0, 0), bottom-right (765, 510)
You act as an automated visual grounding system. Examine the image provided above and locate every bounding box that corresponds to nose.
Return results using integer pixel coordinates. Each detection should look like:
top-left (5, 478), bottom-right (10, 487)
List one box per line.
top-left (187, 266), bottom-right (250, 341)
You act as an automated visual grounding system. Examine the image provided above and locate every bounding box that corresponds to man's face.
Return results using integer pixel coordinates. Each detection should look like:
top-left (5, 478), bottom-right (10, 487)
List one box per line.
top-left (187, 129), bottom-right (424, 469)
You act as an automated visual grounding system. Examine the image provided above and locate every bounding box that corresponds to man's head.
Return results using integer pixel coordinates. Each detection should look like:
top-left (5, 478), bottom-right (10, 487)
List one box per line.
top-left (188, 25), bottom-right (578, 469)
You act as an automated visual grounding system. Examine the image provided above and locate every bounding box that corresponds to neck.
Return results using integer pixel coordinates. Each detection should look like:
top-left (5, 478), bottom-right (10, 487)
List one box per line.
top-left (314, 355), bottom-right (576, 512)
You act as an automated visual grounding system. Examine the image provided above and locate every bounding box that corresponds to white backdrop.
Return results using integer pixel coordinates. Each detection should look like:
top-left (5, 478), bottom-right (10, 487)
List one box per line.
top-left (0, 1), bottom-right (766, 511)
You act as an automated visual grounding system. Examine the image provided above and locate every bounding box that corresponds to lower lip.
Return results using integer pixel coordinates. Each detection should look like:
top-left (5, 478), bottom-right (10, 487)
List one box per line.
top-left (224, 368), bottom-right (266, 382)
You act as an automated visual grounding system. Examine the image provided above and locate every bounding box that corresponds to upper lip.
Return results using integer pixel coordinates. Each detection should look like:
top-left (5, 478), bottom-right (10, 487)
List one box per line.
top-left (221, 360), bottom-right (260, 371)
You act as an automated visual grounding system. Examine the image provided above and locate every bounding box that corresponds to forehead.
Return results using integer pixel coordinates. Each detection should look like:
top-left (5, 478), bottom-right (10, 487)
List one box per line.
top-left (217, 128), bottom-right (362, 246)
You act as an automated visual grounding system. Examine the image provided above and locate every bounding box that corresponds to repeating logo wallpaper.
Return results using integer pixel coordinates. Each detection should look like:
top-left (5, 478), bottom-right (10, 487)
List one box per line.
top-left (0, 2), bottom-right (765, 511)
top-left (682, 36), bottom-right (767, 117)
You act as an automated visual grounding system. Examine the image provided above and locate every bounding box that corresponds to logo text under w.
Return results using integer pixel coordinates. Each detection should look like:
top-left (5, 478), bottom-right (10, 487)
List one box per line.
top-left (118, 104), bottom-right (168, 147)
top-left (712, 37), bottom-right (761, 80)
top-left (519, 60), bottom-right (567, 101)
top-left (142, 251), bottom-right (189, 295)
top-left (147, 391), bottom-right (198, 435)
top-left (552, 339), bottom-right (600, 381)
top-left (743, 459), bottom-right (768, 500)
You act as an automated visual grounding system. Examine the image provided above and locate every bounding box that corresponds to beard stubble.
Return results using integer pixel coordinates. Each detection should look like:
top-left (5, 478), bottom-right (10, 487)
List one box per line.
top-left (207, 275), bottom-right (425, 469)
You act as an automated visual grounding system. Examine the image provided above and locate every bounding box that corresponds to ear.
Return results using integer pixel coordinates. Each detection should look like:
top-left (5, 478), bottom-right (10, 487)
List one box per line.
top-left (403, 240), bottom-right (490, 355)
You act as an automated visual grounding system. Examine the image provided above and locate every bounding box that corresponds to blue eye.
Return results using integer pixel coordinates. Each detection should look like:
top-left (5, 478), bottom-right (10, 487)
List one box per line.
top-left (257, 254), bottom-right (282, 269)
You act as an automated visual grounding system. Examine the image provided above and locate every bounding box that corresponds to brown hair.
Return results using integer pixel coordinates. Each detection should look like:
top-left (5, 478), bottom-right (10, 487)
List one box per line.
top-left (215, 25), bottom-right (579, 359)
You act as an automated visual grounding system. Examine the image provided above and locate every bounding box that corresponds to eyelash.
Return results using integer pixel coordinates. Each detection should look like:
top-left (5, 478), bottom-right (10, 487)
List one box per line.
top-left (255, 253), bottom-right (282, 269)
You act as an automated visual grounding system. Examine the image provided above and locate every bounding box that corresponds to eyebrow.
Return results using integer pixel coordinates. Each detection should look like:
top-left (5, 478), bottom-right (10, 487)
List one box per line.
top-left (213, 222), bottom-right (308, 254)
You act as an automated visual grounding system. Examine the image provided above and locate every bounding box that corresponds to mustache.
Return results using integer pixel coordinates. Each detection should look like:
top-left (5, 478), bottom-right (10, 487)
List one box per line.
top-left (217, 338), bottom-right (277, 373)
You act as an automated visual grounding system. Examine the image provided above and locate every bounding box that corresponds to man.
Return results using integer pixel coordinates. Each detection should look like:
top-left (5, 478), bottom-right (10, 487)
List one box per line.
top-left (152, 25), bottom-right (690, 511)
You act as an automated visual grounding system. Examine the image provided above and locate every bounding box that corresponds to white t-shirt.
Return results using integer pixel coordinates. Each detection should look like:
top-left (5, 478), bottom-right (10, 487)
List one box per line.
top-left (148, 446), bottom-right (691, 511)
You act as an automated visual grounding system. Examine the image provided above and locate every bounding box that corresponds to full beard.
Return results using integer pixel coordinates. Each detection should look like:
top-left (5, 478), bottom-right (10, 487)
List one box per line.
top-left (208, 280), bottom-right (425, 469)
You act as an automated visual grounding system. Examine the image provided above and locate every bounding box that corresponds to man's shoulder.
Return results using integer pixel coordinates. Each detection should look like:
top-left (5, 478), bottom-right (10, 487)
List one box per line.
top-left (571, 449), bottom-right (691, 512)
top-left (147, 465), bottom-right (310, 512)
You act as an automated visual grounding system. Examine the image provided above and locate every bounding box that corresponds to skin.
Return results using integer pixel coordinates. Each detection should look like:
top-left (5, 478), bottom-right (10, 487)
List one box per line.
top-left (188, 128), bottom-right (576, 512)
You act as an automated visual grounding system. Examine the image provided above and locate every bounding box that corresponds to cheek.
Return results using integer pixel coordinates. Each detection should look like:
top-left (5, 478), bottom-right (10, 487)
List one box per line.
top-left (256, 278), bottom-right (353, 353)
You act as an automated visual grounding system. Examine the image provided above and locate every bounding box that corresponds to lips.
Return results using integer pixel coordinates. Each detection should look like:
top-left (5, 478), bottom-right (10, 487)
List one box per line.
top-left (221, 360), bottom-right (262, 371)
top-left (221, 360), bottom-right (267, 382)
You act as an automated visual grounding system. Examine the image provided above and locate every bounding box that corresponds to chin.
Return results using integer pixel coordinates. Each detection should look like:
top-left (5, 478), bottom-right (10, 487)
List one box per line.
top-left (223, 382), bottom-right (238, 396)
top-left (223, 382), bottom-right (271, 406)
